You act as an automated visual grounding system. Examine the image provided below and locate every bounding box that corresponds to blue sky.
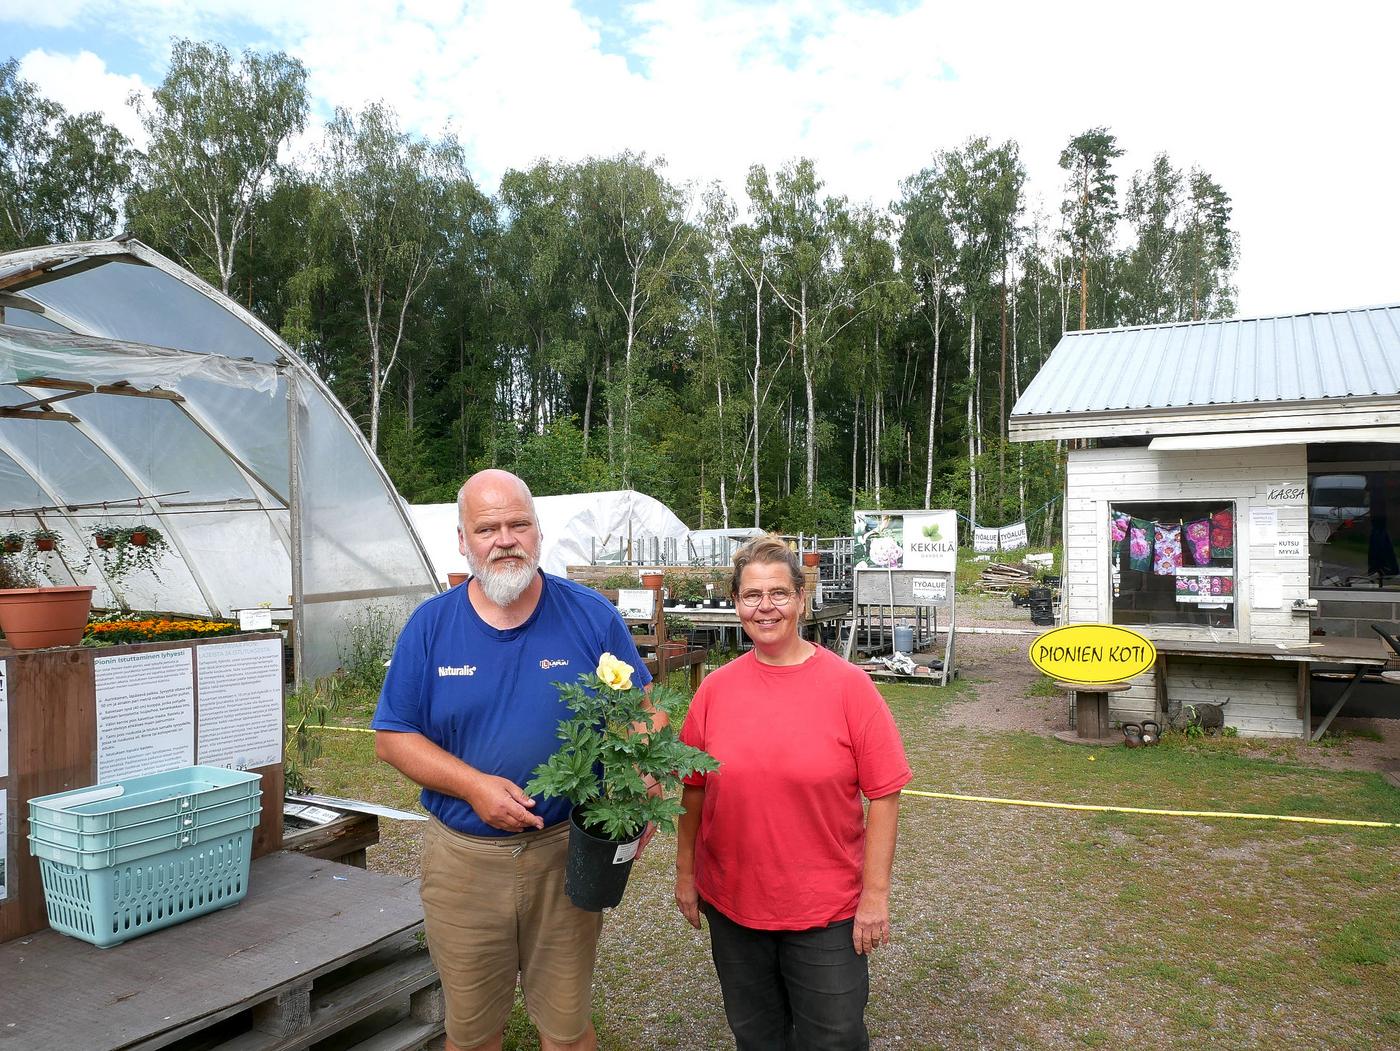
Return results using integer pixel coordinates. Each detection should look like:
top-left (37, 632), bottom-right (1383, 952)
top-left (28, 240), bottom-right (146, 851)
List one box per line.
top-left (4, 1), bottom-right (1399, 317)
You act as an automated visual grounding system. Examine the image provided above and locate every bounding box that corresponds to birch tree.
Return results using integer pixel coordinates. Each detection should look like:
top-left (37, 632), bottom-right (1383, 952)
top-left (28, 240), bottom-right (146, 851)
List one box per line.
top-left (0, 60), bottom-right (131, 249)
top-left (897, 164), bottom-right (956, 507)
top-left (320, 102), bottom-right (462, 451)
top-left (577, 153), bottom-right (691, 487)
top-left (129, 39), bottom-right (306, 294)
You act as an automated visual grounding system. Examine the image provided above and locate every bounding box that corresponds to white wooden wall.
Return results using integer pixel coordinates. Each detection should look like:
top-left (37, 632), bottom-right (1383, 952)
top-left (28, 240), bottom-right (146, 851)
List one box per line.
top-left (1064, 445), bottom-right (1311, 736)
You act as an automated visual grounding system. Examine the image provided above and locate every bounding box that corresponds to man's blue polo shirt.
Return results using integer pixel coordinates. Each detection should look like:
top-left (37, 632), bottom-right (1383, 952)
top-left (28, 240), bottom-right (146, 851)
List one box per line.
top-left (372, 571), bottom-right (652, 836)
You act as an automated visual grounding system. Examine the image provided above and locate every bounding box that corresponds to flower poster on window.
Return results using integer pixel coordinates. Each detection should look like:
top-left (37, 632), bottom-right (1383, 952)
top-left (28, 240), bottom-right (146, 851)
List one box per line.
top-left (1175, 567), bottom-right (1234, 605)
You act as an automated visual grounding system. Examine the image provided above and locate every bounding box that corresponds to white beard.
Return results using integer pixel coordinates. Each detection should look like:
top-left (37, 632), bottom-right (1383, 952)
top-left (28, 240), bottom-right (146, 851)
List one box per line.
top-left (467, 548), bottom-right (538, 606)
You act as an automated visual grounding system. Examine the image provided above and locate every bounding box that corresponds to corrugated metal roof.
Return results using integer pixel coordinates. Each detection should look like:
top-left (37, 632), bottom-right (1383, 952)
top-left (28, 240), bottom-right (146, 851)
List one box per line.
top-left (1011, 304), bottom-right (1400, 418)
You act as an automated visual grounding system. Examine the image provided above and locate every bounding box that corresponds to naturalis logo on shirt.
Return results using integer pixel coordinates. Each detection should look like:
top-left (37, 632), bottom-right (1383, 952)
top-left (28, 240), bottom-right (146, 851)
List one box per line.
top-left (437, 664), bottom-right (477, 677)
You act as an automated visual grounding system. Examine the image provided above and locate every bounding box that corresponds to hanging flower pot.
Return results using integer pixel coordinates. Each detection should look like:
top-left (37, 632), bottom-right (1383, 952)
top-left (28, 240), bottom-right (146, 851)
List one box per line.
top-left (129, 530), bottom-right (149, 547)
top-left (0, 586), bottom-right (96, 649)
top-left (34, 536), bottom-right (56, 552)
top-left (2, 535), bottom-right (23, 554)
top-left (95, 531), bottom-right (116, 550)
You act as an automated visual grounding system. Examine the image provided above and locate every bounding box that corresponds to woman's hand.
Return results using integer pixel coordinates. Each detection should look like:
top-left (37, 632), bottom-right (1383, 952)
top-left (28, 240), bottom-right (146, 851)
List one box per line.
top-left (852, 887), bottom-right (891, 955)
top-left (675, 872), bottom-right (701, 929)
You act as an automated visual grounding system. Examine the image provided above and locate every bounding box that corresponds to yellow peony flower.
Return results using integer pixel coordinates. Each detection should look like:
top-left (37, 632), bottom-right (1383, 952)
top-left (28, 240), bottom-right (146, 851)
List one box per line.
top-left (595, 652), bottom-right (634, 691)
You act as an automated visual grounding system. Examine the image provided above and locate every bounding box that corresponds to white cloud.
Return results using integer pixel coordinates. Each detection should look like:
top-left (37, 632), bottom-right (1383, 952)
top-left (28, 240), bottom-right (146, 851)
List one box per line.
top-left (8, 0), bottom-right (1400, 315)
top-left (17, 49), bottom-right (149, 145)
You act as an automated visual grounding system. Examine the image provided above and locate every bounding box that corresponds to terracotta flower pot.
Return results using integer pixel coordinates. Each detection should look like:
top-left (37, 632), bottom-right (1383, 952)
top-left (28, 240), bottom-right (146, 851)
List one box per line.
top-left (130, 530), bottom-right (149, 547)
top-left (802, 551), bottom-right (821, 567)
top-left (0, 586), bottom-right (96, 649)
top-left (640, 572), bottom-right (664, 590)
top-left (2, 538), bottom-right (22, 553)
top-left (35, 537), bottom-right (55, 552)
top-left (447, 572), bottom-right (469, 588)
top-left (95, 533), bottom-right (115, 550)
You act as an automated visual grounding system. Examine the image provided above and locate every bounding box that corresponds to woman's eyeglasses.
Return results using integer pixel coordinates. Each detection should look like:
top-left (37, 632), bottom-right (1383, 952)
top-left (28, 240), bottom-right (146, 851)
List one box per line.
top-left (737, 589), bottom-right (796, 608)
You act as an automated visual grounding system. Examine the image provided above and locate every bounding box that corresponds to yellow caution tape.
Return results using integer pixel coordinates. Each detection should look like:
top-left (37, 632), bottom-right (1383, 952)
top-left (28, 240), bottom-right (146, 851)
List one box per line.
top-left (904, 789), bottom-right (1398, 829)
top-left (287, 723), bottom-right (377, 734)
top-left (283, 730), bottom-right (1395, 829)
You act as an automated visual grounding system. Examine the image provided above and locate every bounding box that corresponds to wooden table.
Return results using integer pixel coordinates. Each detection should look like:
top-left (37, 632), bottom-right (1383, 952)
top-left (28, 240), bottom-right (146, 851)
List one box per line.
top-left (0, 852), bottom-right (440, 1051)
top-left (671, 602), bottom-right (852, 649)
top-left (1149, 637), bottom-right (1392, 742)
top-left (1053, 681), bottom-right (1131, 745)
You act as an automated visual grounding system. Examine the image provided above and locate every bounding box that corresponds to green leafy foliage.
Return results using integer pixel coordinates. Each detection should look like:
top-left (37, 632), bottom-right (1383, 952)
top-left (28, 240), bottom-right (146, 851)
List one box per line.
top-left (8, 37), bottom-right (1244, 540)
top-left (525, 669), bottom-right (718, 841)
top-left (90, 525), bottom-right (170, 595)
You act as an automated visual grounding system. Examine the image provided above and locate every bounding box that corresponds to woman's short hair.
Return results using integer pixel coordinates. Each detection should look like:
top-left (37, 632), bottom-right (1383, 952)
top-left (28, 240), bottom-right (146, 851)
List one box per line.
top-left (730, 534), bottom-right (804, 595)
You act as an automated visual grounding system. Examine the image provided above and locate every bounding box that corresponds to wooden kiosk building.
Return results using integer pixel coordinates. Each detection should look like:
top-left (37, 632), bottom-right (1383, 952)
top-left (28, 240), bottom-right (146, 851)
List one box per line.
top-left (1010, 305), bottom-right (1400, 738)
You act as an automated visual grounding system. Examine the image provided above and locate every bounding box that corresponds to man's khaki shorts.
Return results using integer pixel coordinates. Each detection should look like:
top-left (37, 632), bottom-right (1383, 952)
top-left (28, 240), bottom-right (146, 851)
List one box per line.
top-left (420, 816), bottom-right (604, 1048)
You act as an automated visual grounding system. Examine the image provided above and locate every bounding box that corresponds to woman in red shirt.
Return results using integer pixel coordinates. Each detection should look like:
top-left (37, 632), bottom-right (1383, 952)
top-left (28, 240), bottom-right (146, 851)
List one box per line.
top-left (676, 536), bottom-right (911, 1050)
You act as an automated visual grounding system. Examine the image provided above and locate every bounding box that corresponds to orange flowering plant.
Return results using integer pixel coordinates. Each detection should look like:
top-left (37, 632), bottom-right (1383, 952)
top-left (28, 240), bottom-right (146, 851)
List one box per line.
top-left (84, 614), bottom-right (241, 645)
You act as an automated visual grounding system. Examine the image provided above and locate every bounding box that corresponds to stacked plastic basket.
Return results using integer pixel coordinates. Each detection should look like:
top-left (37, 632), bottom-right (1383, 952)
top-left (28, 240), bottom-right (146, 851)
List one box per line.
top-left (28, 766), bottom-right (262, 948)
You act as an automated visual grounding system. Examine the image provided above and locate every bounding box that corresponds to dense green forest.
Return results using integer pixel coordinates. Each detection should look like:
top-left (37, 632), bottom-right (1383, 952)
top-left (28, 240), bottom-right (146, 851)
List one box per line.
top-left (1, 41), bottom-right (1238, 538)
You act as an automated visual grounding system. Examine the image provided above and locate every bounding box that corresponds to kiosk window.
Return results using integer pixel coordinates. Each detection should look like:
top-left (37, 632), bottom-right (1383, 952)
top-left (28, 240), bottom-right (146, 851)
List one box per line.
top-left (1307, 464), bottom-right (1400, 591)
top-left (1109, 501), bottom-right (1236, 629)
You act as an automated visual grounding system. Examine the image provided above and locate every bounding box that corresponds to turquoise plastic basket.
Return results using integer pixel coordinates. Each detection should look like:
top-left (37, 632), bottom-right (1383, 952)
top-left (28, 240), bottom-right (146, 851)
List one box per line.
top-left (30, 800), bottom-right (263, 869)
top-left (28, 766), bottom-right (261, 834)
top-left (38, 829), bottom-right (254, 948)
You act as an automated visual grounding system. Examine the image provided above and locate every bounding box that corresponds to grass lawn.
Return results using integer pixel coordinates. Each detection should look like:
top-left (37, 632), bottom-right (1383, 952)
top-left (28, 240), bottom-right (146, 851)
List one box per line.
top-left (300, 672), bottom-right (1399, 1050)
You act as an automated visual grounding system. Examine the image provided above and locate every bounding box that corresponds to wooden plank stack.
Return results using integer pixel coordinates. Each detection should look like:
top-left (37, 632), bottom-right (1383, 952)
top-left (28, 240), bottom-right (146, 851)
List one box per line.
top-left (978, 563), bottom-right (1034, 593)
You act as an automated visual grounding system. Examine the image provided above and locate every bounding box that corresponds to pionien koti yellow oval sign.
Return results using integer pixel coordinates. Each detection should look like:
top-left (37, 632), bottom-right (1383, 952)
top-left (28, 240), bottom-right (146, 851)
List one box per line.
top-left (1029, 624), bottom-right (1156, 685)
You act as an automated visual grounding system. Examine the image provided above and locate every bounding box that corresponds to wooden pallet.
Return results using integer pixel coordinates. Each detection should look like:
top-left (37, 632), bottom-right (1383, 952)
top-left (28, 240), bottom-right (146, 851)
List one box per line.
top-left (172, 928), bottom-right (442, 1051)
top-left (0, 853), bottom-right (442, 1051)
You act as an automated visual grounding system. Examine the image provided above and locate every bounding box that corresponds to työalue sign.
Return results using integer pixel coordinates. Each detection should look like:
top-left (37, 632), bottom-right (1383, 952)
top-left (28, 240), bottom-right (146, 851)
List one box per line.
top-left (1029, 624), bottom-right (1156, 685)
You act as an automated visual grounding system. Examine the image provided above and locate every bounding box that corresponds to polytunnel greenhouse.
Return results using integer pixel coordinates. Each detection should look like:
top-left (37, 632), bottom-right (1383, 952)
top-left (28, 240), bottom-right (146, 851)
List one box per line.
top-left (0, 236), bottom-right (438, 679)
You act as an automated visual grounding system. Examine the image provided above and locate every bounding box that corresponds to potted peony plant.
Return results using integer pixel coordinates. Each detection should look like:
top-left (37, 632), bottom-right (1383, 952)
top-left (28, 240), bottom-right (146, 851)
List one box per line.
top-left (526, 653), bottom-right (718, 911)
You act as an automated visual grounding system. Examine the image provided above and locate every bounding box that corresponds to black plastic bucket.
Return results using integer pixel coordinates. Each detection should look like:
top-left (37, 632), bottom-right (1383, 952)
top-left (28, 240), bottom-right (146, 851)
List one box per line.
top-left (565, 806), bottom-right (644, 911)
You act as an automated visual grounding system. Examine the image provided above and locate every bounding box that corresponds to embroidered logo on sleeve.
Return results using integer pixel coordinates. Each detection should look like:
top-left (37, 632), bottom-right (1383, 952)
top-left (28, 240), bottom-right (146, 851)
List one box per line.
top-left (437, 665), bottom-right (477, 677)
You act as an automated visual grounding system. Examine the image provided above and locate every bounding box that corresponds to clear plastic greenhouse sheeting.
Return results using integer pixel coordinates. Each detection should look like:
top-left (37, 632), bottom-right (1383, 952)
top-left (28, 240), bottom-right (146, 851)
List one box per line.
top-left (294, 377), bottom-right (436, 676)
top-left (0, 326), bottom-right (278, 394)
top-left (15, 256), bottom-right (283, 365)
top-left (0, 238), bottom-right (439, 680)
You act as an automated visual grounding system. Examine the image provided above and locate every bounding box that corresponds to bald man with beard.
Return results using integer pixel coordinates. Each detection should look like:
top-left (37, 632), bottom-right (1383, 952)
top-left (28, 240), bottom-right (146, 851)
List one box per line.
top-left (374, 469), bottom-right (660, 1051)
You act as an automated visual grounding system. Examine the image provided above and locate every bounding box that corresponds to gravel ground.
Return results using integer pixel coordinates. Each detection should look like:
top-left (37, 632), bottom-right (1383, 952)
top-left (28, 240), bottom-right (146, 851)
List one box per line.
top-left (349, 597), bottom-right (1398, 1050)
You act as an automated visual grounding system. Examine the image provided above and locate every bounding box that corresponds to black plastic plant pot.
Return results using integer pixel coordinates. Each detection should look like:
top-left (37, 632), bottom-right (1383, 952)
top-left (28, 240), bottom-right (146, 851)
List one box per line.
top-left (565, 806), bottom-right (645, 912)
